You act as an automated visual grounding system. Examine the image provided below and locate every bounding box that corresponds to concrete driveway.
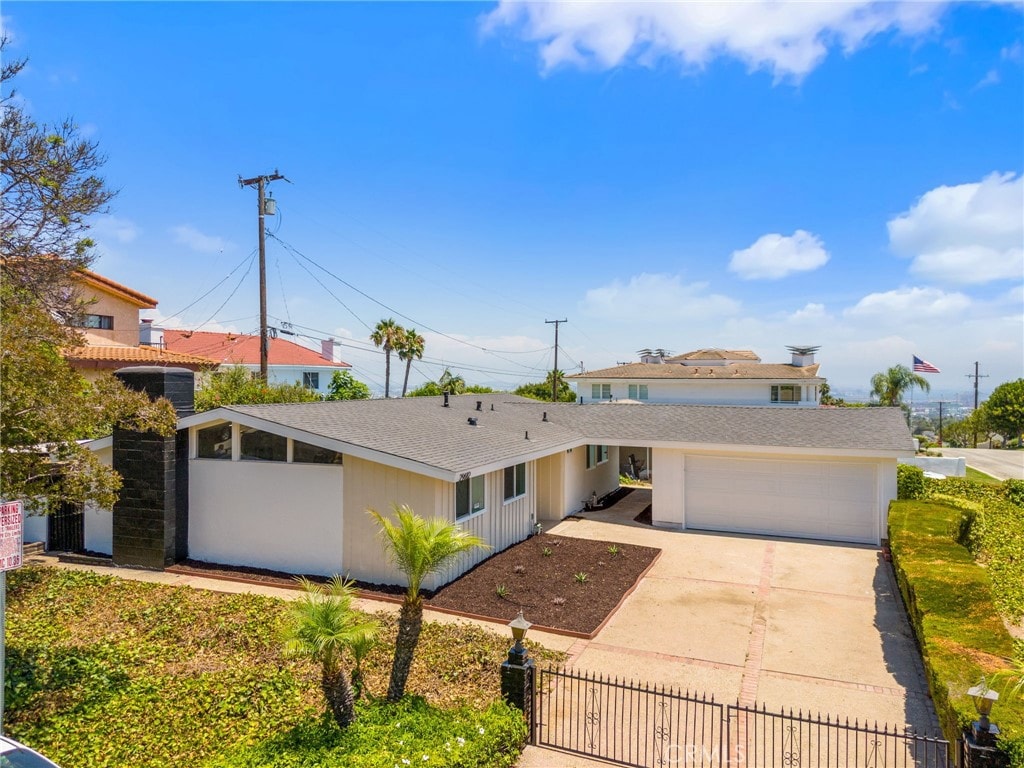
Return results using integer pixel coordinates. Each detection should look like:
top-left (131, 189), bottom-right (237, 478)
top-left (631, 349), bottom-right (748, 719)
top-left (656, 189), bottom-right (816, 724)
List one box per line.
top-left (519, 490), bottom-right (939, 766)
top-left (937, 447), bottom-right (1024, 480)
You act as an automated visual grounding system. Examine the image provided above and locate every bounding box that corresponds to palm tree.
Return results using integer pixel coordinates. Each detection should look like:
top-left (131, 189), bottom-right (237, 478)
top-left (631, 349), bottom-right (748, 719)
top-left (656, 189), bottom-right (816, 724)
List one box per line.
top-left (368, 504), bottom-right (487, 701)
top-left (397, 328), bottom-right (425, 398)
top-left (370, 318), bottom-right (404, 398)
top-left (283, 576), bottom-right (378, 728)
top-left (870, 365), bottom-right (930, 406)
top-left (438, 367), bottom-right (466, 395)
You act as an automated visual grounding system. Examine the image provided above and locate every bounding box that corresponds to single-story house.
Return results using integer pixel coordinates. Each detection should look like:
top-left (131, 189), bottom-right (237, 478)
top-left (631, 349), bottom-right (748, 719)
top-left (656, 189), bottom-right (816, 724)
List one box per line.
top-left (55, 368), bottom-right (914, 590)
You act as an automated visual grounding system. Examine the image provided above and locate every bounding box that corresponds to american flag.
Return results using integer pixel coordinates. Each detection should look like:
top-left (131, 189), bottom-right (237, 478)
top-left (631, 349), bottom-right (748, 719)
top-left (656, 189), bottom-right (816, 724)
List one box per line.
top-left (913, 356), bottom-right (940, 374)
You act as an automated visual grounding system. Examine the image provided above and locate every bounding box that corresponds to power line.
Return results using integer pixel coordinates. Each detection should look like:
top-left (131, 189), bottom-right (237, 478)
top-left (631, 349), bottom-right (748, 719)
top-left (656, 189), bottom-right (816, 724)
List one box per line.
top-left (162, 248), bottom-right (257, 321)
top-left (268, 233), bottom-right (549, 367)
top-left (193, 252), bottom-right (257, 333)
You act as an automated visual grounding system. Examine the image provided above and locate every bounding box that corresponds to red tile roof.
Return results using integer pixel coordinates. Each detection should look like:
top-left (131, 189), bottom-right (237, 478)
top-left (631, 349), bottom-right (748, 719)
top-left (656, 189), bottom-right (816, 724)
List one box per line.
top-left (162, 330), bottom-right (351, 368)
top-left (77, 269), bottom-right (158, 308)
top-left (65, 344), bottom-right (216, 369)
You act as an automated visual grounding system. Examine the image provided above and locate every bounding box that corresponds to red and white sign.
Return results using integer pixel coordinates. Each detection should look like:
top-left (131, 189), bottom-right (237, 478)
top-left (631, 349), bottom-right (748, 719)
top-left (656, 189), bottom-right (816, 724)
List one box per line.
top-left (0, 501), bottom-right (24, 572)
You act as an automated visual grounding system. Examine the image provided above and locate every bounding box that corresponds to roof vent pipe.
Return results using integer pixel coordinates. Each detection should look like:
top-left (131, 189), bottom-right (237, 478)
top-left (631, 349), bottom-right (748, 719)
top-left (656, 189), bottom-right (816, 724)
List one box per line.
top-left (468, 417), bottom-right (477, 426)
top-left (476, 401), bottom-right (482, 411)
top-left (542, 411), bottom-right (548, 422)
top-left (443, 392), bottom-right (449, 407)
top-left (525, 430), bottom-right (529, 440)
top-left (490, 403), bottom-right (495, 411)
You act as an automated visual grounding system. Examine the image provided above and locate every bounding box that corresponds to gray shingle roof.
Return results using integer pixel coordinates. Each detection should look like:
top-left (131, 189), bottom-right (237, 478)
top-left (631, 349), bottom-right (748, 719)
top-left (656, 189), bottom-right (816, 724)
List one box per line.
top-left (210, 395), bottom-right (913, 477)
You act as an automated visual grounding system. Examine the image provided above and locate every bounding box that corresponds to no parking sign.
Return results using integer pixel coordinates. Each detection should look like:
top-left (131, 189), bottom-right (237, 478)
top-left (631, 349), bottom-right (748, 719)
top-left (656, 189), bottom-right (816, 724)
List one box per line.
top-left (0, 501), bottom-right (23, 572)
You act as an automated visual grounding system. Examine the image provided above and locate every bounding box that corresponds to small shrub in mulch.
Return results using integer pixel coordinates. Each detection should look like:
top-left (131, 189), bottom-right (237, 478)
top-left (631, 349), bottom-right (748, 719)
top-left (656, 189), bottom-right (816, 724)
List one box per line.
top-left (427, 534), bottom-right (660, 635)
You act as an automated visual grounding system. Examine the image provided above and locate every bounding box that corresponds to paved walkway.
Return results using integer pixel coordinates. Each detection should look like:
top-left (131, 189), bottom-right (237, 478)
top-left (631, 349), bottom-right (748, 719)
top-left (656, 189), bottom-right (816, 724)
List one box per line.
top-left (936, 447), bottom-right (1024, 480)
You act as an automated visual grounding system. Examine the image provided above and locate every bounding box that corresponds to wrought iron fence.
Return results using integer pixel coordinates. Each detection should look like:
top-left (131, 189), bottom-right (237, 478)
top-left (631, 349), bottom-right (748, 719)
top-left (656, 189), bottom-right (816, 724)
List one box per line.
top-left (535, 666), bottom-right (725, 767)
top-left (531, 667), bottom-right (952, 768)
top-left (728, 702), bottom-right (951, 768)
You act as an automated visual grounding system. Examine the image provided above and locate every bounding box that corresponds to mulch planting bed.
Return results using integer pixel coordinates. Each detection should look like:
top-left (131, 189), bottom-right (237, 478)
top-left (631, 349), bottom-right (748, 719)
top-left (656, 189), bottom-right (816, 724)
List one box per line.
top-left (170, 533), bottom-right (660, 636)
top-left (428, 533), bottom-right (660, 635)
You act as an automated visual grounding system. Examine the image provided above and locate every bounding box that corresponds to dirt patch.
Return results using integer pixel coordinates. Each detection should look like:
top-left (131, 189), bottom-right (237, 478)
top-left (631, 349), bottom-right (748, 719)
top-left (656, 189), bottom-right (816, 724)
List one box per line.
top-left (428, 533), bottom-right (660, 635)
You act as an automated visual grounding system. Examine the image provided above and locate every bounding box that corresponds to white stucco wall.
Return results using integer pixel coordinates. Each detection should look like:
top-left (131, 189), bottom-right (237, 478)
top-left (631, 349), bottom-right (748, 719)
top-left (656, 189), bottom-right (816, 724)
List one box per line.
top-left (189, 459), bottom-right (344, 576)
top-left (898, 456), bottom-right (966, 477)
top-left (226, 363), bottom-right (345, 397)
top-left (84, 503), bottom-right (113, 555)
top-left (23, 511), bottom-right (47, 545)
top-left (564, 444), bottom-right (619, 514)
top-left (651, 448), bottom-right (685, 527)
top-left (575, 379), bottom-right (820, 406)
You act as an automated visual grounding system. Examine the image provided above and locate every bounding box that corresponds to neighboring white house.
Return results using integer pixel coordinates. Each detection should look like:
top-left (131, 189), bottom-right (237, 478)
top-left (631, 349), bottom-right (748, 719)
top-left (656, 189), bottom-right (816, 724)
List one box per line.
top-left (569, 346), bottom-right (824, 406)
top-left (152, 327), bottom-right (351, 397)
top-left (76, 391), bottom-right (913, 589)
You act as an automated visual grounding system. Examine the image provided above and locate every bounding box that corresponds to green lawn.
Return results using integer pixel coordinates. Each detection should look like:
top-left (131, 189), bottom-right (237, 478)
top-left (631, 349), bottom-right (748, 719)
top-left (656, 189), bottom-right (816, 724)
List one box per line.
top-left (965, 466), bottom-right (1002, 485)
top-left (4, 567), bottom-right (564, 768)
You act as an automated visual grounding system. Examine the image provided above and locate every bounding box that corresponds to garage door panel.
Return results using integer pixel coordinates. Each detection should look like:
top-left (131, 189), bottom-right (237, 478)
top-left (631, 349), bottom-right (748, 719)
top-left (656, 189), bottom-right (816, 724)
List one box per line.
top-left (684, 456), bottom-right (878, 544)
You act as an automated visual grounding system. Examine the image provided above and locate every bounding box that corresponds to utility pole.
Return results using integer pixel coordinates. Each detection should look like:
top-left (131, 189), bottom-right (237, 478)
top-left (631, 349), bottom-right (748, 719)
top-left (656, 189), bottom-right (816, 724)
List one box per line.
top-left (239, 170), bottom-right (285, 381)
top-left (937, 400), bottom-right (947, 447)
top-left (545, 319), bottom-right (567, 402)
top-left (965, 362), bottom-right (989, 448)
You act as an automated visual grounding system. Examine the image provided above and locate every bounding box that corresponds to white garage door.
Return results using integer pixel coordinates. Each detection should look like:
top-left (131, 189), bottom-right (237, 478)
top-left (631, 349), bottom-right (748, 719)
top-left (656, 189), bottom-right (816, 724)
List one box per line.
top-left (684, 456), bottom-right (878, 544)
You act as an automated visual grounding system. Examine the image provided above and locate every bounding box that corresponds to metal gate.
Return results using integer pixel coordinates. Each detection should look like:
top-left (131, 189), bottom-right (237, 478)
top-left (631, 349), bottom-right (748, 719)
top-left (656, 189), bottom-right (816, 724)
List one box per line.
top-left (47, 501), bottom-right (84, 553)
top-left (534, 667), bottom-right (725, 767)
top-left (532, 667), bottom-right (951, 768)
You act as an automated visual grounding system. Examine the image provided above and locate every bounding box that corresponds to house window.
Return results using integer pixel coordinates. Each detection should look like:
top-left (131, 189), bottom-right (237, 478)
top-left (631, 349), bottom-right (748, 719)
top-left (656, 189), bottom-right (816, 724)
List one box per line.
top-left (75, 314), bottom-right (114, 330)
top-left (456, 475), bottom-right (485, 520)
top-left (239, 425), bottom-right (287, 461)
top-left (771, 385), bottom-right (801, 403)
top-left (302, 372), bottom-right (320, 390)
top-left (591, 383), bottom-right (611, 400)
top-left (292, 440), bottom-right (343, 465)
top-left (197, 423), bottom-right (232, 459)
top-left (503, 463), bottom-right (526, 501)
top-left (586, 445), bottom-right (609, 469)
top-left (628, 384), bottom-right (649, 400)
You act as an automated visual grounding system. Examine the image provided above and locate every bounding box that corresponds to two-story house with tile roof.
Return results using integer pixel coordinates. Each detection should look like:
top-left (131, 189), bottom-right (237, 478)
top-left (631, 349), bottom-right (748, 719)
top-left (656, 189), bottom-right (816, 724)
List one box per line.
top-left (569, 346), bottom-right (824, 407)
top-left (157, 328), bottom-right (352, 398)
top-left (63, 270), bottom-right (217, 379)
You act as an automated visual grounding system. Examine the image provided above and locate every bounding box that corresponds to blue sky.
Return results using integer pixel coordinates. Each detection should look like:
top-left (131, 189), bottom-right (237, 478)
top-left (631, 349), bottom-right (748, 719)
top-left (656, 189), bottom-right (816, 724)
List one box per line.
top-left (5, 1), bottom-right (1023, 399)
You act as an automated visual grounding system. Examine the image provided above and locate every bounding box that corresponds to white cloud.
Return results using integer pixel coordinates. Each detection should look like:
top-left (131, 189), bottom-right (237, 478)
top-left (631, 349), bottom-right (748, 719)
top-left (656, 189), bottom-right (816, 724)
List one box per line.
top-left (1002, 41), bottom-right (1022, 62)
top-left (171, 224), bottom-right (235, 254)
top-left (844, 286), bottom-right (970, 319)
top-left (482, 1), bottom-right (946, 81)
top-left (788, 302), bottom-right (829, 322)
top-left (973, 68), bottom-right (1000, 89)
top-left (887, 172), bottom-right (1024, 284)
top-left (579, 273), bottom-right (740, 321)
top-left (728, 229), bottom-right (829, 280)
top-left (91, 215), bottom-right (139, 244)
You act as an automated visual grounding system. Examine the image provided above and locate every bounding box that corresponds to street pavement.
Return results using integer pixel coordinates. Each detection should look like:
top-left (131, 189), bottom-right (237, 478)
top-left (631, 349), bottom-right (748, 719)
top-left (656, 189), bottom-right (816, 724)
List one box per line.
top-left (936, 447), bottom-right (1024, 480)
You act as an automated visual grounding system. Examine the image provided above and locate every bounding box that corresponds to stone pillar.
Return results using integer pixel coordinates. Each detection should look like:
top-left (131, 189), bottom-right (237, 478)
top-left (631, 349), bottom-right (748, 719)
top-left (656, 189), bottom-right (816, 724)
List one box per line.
top-left (501, 643), bottom-right (535, 738)
top-left (963, 724), bottom-right (1009, 768)
top-left (112, 367), bottom-right (194, 569)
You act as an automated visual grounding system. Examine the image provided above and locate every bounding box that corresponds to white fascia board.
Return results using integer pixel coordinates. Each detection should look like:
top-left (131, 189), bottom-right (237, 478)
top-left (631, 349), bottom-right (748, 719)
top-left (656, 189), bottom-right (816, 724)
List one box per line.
top-left (84, 436), bottom-right (113, 452)
top-left (580, 439), bottom-right (910, 459)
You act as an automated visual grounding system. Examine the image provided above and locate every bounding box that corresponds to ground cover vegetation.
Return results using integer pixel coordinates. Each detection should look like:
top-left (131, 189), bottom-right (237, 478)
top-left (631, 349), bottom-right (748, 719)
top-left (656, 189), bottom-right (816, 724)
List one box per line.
top-left (194, 365), bottom-right (323, 411)
top-left (888, 474), bottom-right (1024, 766)
top-left (4, 566), bottom-right (562, 767)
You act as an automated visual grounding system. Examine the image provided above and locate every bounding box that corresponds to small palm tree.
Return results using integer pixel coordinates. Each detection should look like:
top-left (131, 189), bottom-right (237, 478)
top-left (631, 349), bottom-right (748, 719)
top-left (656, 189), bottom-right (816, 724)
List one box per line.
top-left (370, 318), bottom-right (404, 398)
top-left (397, 328), bottom-right (425, 398)
top-left (347, 628), bottom-right (377, 701)
top-left (283, 576), bottom-right (378, 728)
top-left (438, 367), bottom-right (466, 395)
top-left (870, 365), bottom-right (930, 407)
top-left (368, 504), bottom-right (488, 701)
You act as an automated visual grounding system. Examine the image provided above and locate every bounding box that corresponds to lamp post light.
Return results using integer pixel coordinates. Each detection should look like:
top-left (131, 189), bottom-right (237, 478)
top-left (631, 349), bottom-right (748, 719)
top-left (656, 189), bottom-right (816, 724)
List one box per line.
top-left (967, 684), bottom-right (1000, 745)
top-left (501, 609), bottom-right (535, 724)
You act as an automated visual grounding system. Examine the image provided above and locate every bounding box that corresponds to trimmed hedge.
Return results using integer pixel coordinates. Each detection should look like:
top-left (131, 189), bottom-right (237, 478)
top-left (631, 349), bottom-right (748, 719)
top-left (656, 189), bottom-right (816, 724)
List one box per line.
top-left (897, 463), bottom-right (926, 500)
top-left (888, 499), bottom-right (1024, 766)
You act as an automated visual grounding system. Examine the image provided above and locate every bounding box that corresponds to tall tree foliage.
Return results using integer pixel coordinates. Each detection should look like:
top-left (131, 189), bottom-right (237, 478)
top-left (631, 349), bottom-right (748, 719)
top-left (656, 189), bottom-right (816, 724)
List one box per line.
top-left (370, 318), bottom-right (404, 398)
top-left (325, 369), bottom-right (371, 401)
top-left (397, 327), bottom-right (425, 398)
top-left (1, 46), bottom-right (176, 509)
top-left (869, 365), bottom-right (930, 407)
top-left (515, 370), bottom-right (576, 402)
top-left (983, 379), bottom-right (1024, 445)
top-left (368, 505), bottom-right (487, 701)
